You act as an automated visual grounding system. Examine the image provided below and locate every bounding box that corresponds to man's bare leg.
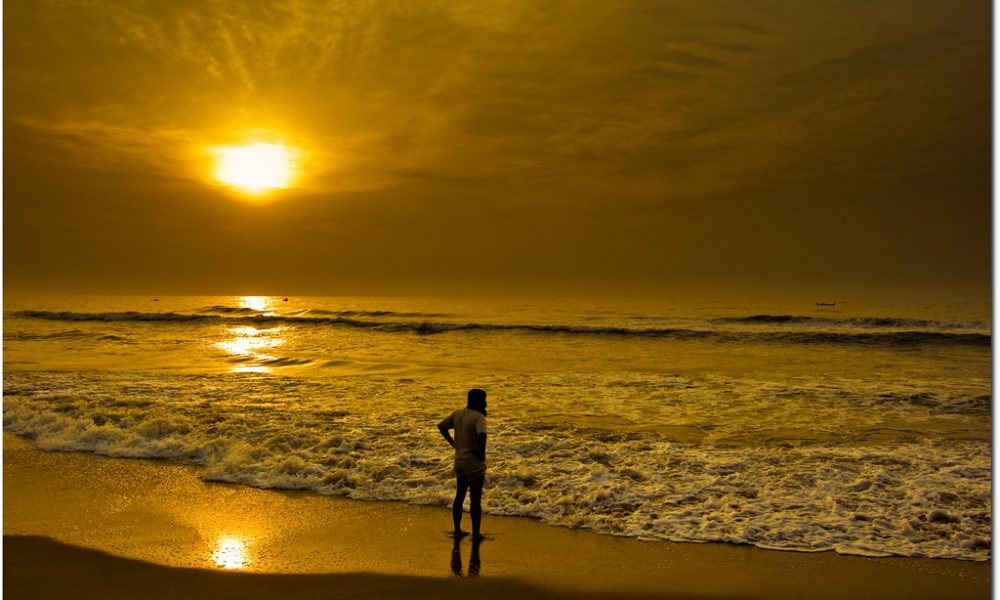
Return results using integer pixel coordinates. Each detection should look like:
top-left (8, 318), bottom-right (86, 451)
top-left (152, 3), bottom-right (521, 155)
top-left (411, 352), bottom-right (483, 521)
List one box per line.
top-left (470, 476), bottom-right (484, 539)
top-left (453, 473), bottom-right (469, 537)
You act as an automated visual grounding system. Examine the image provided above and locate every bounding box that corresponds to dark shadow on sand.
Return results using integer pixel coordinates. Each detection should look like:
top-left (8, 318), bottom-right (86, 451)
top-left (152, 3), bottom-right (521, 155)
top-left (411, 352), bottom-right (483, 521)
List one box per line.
top-left (4, 535), bottom-right (743, 600)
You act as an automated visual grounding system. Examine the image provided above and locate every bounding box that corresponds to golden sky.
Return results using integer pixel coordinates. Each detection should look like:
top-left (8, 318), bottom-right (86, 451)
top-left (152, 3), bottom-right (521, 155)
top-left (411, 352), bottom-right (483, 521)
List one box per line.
top-left (4, 0), bottom-right (990, 297)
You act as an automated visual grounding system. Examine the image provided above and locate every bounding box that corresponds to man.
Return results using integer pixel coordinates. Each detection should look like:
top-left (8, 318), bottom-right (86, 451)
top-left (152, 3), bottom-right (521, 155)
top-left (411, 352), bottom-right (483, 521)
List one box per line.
top-left (438, 388), bottom-right (488, 540)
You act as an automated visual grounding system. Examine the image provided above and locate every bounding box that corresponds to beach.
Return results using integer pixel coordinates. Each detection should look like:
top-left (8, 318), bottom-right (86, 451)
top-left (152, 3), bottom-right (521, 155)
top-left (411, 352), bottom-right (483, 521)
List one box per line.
top-left (4, 0), bottom-right (992, 595)
top-left (3, 295), bottom-right (991, 598)
top-left (4, 433), bottom-right (989, 599)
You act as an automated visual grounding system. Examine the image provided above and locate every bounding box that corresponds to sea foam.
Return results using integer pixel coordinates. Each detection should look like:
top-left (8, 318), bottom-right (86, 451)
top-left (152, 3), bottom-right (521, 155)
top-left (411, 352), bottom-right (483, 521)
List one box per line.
top-left (3, 370), bottom-right (990, 561)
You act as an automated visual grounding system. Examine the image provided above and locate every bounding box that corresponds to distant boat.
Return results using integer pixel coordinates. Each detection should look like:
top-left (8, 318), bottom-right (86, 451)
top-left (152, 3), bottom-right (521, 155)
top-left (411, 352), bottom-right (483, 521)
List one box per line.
top-left (153, 298), bottom-right (159, 302)
top-left (282, 297), bottom-right (289, 301)
top-left (816, 302), bottom-right (836, 306)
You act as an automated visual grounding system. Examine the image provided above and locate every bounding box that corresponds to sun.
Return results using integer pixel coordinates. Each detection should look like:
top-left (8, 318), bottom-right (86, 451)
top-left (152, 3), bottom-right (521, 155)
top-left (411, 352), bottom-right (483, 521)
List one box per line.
top-left (214, 142), bottom-right (294, 193)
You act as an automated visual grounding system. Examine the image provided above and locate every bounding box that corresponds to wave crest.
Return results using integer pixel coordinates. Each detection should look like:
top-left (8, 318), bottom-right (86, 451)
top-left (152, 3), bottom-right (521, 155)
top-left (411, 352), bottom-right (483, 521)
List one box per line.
top-left (713, 314), bottom-right (980, 329)
top-left (9, 310), bottom-right (990, 347)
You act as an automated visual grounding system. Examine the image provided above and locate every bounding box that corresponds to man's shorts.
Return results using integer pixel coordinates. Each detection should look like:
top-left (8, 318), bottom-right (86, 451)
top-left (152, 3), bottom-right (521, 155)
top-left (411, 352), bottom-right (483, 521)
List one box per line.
top-left (455, 457), bottom-right (486, 481)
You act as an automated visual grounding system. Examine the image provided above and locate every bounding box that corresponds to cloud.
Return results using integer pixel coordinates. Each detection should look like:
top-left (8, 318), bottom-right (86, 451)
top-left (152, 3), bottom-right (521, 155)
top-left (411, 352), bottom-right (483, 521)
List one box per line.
top-left (4, 0), bottom-right (990, 294)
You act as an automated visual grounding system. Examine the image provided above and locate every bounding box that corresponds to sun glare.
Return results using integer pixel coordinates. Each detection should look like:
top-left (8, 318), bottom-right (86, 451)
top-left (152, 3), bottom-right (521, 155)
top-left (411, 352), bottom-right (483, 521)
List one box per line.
top-left (214, 143), bottom-right (293, 193)
top-left (212, 535), bottom-right (251, 569)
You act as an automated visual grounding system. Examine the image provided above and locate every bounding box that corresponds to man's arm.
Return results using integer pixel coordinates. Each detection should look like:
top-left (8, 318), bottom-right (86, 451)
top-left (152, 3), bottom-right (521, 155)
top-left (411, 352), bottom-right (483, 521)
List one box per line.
top-left (438, 423), bottom-right (455, 447)
top-left (476, 433), bottom-right (487, 462)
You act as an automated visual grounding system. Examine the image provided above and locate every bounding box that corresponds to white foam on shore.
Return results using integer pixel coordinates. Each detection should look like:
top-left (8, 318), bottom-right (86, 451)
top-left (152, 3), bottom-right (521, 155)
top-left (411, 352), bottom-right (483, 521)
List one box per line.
top-left (3, 370), bottom-right (990, 562)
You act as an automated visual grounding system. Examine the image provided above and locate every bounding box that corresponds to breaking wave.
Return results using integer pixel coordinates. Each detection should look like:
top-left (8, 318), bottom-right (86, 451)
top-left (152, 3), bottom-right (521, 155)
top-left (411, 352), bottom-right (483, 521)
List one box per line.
top-left (3, 371), bottom-right (990, 561)
top-left (301, 309), bottom-right (448, 318)
top-left (713, 314), bottom-right (982, 329)
top-left (4, 329), bottom-right (132, 343)
top-left (9, 310), bottom-right (990, 347)
top-left (198, 306), bottom-right (446, 318)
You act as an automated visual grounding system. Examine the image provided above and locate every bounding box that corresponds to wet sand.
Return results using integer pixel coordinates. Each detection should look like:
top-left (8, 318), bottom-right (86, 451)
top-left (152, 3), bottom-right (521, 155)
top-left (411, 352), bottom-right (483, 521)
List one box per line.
top-left (2, 433), bottom-right (990, 599)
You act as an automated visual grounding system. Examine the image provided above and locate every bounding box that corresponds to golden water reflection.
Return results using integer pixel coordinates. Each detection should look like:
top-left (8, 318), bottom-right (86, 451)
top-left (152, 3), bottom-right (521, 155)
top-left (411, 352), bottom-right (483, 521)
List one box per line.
top-left (215, 326), bottom-right (286, 373)
top-left (212, 535), bottom-right (251, 569)
top-left (238, 295), bottom-right (275, 314)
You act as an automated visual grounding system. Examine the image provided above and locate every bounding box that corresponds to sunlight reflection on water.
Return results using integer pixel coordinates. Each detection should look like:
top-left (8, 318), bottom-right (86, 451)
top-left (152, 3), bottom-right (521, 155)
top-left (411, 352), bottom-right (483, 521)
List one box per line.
top-left (212, 535), bottom-right (251, 569)
top-left (215, 324), bottom-right (286, 373)
top-left (238, 295), bottom-right (274, 314)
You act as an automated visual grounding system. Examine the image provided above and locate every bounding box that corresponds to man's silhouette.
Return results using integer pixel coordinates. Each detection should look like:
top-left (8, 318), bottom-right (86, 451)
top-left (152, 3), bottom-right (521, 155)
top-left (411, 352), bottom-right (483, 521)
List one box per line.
top-left (438, 388), bottom-right (488, 540)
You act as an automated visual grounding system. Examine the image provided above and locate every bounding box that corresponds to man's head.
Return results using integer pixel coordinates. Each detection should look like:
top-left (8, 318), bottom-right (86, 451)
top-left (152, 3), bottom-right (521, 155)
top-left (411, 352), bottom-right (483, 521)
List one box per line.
top-left (467, 388), bottom-right (487, 415)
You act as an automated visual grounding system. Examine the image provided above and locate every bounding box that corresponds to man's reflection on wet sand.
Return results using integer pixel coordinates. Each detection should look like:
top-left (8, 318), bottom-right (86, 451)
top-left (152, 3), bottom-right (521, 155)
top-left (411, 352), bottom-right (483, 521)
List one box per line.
top-left (449, 536), bottom-right (482, 577)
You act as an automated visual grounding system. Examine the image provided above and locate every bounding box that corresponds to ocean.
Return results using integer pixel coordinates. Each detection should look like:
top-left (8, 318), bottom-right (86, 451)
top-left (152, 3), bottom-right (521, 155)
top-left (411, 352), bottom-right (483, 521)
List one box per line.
top-left (2, 294), bottom-right (991, 561)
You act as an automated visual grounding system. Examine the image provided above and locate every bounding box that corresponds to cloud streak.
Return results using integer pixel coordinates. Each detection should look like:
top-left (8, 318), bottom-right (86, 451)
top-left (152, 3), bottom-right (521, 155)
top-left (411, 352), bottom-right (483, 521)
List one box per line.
top-left (4, 0), bottom-right (990, 296)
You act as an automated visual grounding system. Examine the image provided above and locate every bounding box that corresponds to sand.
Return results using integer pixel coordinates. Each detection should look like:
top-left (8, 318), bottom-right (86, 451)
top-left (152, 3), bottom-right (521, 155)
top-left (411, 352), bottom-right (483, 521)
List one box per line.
top-left (2, 433), bottom-right (990, 599)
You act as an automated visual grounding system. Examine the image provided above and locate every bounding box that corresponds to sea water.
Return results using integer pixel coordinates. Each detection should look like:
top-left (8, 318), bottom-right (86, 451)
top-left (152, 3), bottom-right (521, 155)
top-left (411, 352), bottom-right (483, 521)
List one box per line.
top-left (2, 295), bottom-right (990, 560)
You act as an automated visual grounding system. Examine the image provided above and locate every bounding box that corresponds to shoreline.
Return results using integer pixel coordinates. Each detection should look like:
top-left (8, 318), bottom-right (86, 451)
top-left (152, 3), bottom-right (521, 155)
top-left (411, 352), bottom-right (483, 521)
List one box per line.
top-left (3, 432), bottom-right (990, 599)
